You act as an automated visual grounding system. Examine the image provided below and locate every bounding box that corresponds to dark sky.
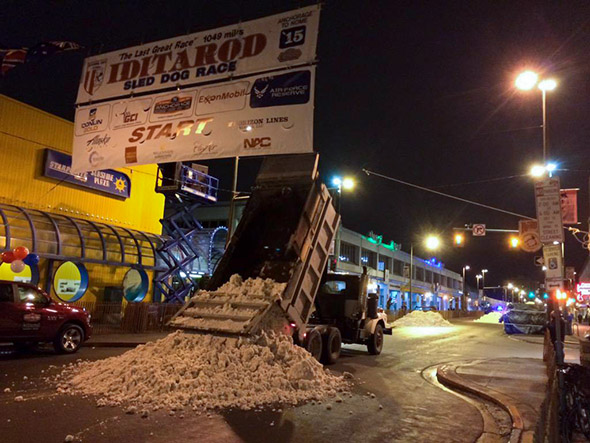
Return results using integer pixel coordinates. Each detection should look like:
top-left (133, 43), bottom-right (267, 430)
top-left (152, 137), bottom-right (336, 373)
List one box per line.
top-left (2, 0), bottom-right (590, 289)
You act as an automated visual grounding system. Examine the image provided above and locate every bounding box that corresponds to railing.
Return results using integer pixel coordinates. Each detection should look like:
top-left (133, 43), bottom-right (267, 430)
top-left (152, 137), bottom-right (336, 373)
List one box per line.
top-left (72, 301), bottom-right (183, 335)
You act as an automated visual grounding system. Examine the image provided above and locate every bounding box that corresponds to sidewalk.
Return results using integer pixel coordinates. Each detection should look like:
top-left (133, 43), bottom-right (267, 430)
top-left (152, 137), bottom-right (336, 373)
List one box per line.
top-left (437, 358), bottom-right (547, 443)
top-left (87, 332), bottom-right (170, 347)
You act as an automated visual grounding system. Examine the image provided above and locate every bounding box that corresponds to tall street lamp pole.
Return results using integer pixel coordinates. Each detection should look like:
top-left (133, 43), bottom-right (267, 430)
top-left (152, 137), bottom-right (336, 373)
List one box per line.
top-left (331, 177), bottom-right (355, 270)
top-left (462, 265), bottom-right (470, 311)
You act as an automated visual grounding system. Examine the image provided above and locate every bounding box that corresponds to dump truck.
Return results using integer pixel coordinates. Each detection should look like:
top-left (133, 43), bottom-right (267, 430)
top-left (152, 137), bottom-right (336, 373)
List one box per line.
top-left (170, 153), bottom-right (391, 363)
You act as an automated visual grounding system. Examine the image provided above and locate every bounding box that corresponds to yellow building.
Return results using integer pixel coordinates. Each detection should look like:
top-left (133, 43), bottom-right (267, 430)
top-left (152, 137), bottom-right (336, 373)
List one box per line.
top-left (0, 94), bottom-right (166, 303)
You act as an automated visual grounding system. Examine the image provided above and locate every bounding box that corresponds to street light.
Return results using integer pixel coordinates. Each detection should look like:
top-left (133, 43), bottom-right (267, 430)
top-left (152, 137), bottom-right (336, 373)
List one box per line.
top-left (408, 234), bottom-right (440, 312)
top-left (331, 175), bottom-right (356, 272)
top-left (515, 70), bottom-right (558, 162)
top-left (481, 269), bottom-right (488, 293)
top-left (462, 265), bottom-right (470, 311)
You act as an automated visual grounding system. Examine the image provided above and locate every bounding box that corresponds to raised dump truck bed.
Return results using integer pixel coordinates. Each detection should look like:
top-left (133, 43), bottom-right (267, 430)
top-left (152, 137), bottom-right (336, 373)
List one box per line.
top-left (169, 153), bottom-right (340, 336)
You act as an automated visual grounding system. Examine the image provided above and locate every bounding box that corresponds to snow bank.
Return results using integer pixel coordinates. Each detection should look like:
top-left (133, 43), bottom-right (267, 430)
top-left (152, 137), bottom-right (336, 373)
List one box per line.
top-left (56, 331), bottom-right (347, 411)
top-left (55, 276), bottom-right (347, 411)
top-left (473, 311), bottom-right (502, 324)
top-left (392, 310), bottom-right (452, 327)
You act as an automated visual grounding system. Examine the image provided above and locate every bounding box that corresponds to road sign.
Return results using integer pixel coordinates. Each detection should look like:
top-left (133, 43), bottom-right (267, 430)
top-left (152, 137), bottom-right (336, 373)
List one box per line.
top-left (534, 178), bottom-right (564, 243)
top-left (472, 224), bottom-right (486, 236)
top-left (519, 219), bottom-right (542, 252)
top-left (534, 256), bottom-right (544, 266)
top-left (545, 278), bottom-right (563, 291)
top-left (543, 244), bottom-right (563, 279)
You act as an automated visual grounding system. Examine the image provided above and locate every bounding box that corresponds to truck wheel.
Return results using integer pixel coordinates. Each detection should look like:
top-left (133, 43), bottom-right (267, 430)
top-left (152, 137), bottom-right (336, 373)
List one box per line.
top-left (321, 327), bottom-right (342, 364)
top-left (305, 329), bottom-right (323, 362)
top-left (367, 323), bottom-right (384, 355)
top-left (54, 324), bottom-right (84, 354)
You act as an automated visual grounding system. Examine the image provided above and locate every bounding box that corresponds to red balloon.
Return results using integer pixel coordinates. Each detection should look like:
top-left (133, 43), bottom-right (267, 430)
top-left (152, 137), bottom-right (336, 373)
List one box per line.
top-left (1, 251), bottom-right (15, 263)
top-left (13, 246), bottom-right (29, 260)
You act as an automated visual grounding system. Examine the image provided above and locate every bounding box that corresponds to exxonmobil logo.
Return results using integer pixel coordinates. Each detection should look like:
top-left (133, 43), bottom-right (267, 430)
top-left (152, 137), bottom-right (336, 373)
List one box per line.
top-left (243, 137), bottom-right (271, 149)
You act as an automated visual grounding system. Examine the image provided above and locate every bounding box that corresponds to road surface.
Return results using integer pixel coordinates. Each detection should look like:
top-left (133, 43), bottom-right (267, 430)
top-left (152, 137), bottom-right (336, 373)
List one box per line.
top-left (0, 320), bottom-right (550, 443)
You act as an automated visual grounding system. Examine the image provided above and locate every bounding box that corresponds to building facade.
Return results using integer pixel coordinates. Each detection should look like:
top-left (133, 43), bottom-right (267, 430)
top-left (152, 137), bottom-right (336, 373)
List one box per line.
top-left (0, 95), bottom-right (166, 303)
top-left (336, 228), bottom-right (464, 311)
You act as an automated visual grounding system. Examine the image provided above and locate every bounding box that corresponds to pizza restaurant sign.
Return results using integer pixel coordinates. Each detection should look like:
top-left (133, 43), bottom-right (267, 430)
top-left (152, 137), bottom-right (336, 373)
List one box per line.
top-left (43, 149), bottom-right (131, 199)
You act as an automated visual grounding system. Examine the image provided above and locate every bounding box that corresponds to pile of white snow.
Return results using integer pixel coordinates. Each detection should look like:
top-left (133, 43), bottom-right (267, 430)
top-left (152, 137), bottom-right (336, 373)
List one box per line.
top-left (55, 276), bottom-right (348, 411)
top-left (169, 275), bottom-right (287, 333)
top-left (474, 311), bottom-right (503, 324)
top-left (392, 310), bottom-right (452, 327)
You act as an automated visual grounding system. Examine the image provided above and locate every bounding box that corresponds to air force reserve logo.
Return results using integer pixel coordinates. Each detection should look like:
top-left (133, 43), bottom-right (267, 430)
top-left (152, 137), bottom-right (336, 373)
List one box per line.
top-left (83, 59), bottom-right (106, 95)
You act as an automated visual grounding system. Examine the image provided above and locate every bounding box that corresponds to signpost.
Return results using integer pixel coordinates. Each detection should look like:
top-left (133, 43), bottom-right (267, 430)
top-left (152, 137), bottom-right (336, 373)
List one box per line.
top-left (543, 244), bottom-right (563, 279)
top-left (534, 178), bottom-right (564, 243)
top-left (534, 256), bottom-right (544, 266)
top-left (472, 224), bottom-right (486, 236)
top-left (519, 219), bottom-right (542, 252)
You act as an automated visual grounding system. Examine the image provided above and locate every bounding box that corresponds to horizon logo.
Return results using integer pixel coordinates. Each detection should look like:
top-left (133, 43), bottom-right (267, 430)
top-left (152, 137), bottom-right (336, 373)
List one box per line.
top-left (243, 137), bottom-right (271, 149)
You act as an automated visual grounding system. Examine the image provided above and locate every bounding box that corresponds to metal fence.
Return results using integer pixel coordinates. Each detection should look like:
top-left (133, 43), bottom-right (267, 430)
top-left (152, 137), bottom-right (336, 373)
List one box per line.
top-left (72, 301), bottom-right (182, 335)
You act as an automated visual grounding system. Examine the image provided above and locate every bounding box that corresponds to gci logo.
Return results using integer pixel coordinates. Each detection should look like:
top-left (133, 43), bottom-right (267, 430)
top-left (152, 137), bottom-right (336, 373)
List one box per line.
top-left (243, 137), bottom-right (271, 149)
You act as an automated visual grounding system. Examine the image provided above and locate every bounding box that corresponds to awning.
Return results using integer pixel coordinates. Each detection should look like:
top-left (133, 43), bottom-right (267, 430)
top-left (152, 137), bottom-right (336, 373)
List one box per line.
top-left (0, 204), bottom-right (164, 270)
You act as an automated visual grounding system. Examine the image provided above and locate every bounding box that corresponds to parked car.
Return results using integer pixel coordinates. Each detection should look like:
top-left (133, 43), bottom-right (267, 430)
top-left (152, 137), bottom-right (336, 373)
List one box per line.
top-left (0, 280), bottom-right (91, 353)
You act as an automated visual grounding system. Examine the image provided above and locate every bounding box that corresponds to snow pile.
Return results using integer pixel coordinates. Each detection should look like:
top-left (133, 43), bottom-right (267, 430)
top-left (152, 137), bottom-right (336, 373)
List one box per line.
top-left (56, 331), bottom-right (347, 411)
top-left (55, 275), bottom-right (347, 411)
top-left (392, 310), bottom-right (452, 327)
top-left (474, 311), bottom-right (503, 324)
top-left (169, 275), bottom-right (287, 333)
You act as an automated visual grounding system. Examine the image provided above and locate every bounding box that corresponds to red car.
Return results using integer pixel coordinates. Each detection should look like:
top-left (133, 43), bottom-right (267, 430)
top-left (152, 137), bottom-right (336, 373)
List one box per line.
top-left (0, 280), bottom-right (92, 353)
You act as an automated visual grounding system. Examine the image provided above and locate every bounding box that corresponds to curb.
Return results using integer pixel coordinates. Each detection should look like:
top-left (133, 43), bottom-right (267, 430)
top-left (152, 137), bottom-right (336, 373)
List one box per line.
top-left (436, 362), bottom-right (525, 443)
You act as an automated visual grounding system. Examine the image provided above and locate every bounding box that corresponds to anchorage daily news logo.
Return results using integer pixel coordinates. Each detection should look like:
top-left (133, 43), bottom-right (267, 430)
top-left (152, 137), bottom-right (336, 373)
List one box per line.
top-left (250, 70), bottom-right (310, 108)
top-left (153, 96), bottom-right (192, 114)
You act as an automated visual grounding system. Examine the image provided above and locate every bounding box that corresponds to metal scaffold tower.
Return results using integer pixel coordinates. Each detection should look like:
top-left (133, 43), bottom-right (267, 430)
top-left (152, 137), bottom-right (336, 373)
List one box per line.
top-left (154, 162), bottom-right (219, 303)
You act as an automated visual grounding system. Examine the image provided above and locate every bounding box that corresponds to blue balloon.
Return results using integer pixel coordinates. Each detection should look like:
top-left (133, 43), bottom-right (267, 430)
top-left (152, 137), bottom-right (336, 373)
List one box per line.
top-left (23, 254), bottom-right (39, 266)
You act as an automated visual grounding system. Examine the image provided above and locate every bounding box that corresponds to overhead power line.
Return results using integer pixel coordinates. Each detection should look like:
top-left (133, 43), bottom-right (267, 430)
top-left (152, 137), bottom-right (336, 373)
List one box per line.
top-left (362, 168), bottom-right (534, 220)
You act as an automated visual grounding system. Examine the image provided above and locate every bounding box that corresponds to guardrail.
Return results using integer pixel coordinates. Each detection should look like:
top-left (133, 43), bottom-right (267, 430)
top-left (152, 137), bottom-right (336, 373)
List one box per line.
top-left (72, 302), bottom-right (182, 335)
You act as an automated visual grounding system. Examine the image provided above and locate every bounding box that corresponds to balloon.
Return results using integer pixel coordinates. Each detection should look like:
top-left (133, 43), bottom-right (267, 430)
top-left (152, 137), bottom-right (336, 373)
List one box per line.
top-left (1, 251), bottom-right (15, 263)
top-left (13, 246), bottom-right (29, 260)
top-left (10, 260), bottom-right (25, 273)
top-left (23, 253), bottom-right (39, 266)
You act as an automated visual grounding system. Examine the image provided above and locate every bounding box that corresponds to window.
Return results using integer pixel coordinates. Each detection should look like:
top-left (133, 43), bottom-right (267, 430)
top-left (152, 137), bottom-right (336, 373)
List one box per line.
top-left (393, 259), bottom-right (404, 276)
top-left (17, 286), bottom-right (46, 304)
top-left (320, 280), bottom-right (347, 294)
top-left (416, 267), bottom-right (425, 281)
top-left (425, 270), bottom-right (433, 283)
top-left (0, 283), bottom-right (13, 302)
top-left (361, 249), bottom-right (377, 269)
top-left (340, 242), bottom-right (359, 265)
top-left (440, 275), bottom-right (447, 287)
top-left (433, 273), bottom-right (440, 284)
top-left (378, 256), bottom-right (392, 272)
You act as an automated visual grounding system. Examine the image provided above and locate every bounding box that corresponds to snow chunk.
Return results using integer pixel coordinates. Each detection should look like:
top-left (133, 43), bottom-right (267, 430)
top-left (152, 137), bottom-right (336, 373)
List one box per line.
top-left (473, 312), bottom-right (502, 324)
top-left (392, 311), bottom-right (452, 327)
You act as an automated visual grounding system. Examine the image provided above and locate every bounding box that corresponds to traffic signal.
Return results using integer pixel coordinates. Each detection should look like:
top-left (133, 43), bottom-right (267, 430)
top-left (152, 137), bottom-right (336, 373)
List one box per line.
top-left (509, 236), bottom-right (520, 249)
top-left (454, 233), bottom-right (464, 248)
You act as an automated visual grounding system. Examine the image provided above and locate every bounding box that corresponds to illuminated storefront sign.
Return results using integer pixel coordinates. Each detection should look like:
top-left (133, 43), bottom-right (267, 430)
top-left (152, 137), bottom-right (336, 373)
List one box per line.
top-left (44, 149), bottom-right (131, 198)
top-left (576, 282), bottom-right (590, 303)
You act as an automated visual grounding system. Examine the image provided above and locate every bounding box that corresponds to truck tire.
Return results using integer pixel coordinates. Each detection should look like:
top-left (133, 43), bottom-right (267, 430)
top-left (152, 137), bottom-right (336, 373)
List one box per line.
top-left (54, 324), bottom-right (84, 354)
top-left (305, 329), bottom-right (323, 362)
top-left (367, 323), bottom-right (384, 355)
top-left (321, 327), bottom-right (342, 364)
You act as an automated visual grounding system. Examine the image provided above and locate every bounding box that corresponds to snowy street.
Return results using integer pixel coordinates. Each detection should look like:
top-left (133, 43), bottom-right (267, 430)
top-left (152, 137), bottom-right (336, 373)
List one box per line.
top-left (0, 319), bottom-right (551, 443)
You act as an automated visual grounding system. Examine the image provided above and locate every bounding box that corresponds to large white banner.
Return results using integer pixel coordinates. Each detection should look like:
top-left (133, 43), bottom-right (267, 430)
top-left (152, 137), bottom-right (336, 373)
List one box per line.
top-left (76, 6), bottom-right (320, 103)
top-left (72, 68), bottom-right (314, 172)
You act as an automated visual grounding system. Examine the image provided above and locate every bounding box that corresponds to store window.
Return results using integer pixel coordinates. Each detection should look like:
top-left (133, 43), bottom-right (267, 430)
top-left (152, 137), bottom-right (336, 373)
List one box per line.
top-left (361, 249), bottom-right (377, 268)
top-left (416, 267), bottom-right (425, 281)
top-left (340, 242), bottom-right (359, 265)
top-left (393, 260), bottom-right (404, 276)
top-left (425, 269), bottom-right (433, 283)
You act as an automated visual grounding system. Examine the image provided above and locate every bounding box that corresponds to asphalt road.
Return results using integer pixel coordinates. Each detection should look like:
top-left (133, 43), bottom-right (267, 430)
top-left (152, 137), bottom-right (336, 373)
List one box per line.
top-left (0, 320), bottom-right (549, 443)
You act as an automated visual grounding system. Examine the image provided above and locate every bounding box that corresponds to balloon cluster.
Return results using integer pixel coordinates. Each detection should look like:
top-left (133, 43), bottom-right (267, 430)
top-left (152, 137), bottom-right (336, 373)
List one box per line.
top-left (0, 247), bottom-right (39, 273)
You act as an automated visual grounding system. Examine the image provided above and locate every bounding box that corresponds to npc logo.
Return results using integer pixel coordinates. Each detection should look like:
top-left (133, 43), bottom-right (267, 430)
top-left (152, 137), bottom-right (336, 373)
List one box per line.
top-left (250, 70), bottom-right (311, 108)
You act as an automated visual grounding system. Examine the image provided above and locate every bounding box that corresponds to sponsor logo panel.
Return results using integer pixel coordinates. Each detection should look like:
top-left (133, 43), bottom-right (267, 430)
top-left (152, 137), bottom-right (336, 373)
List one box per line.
top-left (111, 98), bottom-right (152, 129)
top-left (149, 92), bottom-right (195, 122)
top-left (83, 59), bottom-right (106, 95)
top-left (250, 70), bottom-right (310, 108)
top-left (196, 81), bottom-right (249, 115)
top-left (75, 104), bottom-right (110, 136)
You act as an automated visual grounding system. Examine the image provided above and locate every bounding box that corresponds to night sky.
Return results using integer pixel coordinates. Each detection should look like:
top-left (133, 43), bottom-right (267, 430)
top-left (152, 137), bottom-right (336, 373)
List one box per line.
top-left (3, 0), bottom-right (590, 290)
